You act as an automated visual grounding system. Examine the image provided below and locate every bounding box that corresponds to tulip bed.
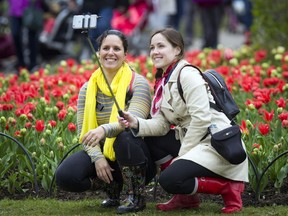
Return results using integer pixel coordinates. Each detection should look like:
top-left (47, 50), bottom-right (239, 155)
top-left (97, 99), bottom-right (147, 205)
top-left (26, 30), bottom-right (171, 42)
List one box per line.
top-left (0, 46), bottom-right (287, 203)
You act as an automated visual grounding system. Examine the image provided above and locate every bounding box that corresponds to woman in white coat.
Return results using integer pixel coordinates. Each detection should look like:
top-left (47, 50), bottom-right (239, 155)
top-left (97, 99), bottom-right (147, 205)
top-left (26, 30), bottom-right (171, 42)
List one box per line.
top-left (118, 28), bottom-right (249, 214)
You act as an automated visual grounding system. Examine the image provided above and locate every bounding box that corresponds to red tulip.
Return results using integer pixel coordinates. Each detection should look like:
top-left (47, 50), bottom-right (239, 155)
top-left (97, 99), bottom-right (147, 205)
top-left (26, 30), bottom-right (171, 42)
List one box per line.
top-left (68, 122), bottom-right (77, 132)
top-left (35, 120), bottom-right (45, 132)
top-left (252, 143), bottom-right (261, 149)
top-left (263, 110), bottom-right (274, 122)
top-left (240, 120), bottom-right (249, 135)
top-left (66, 58), bottom-right (75, 67)
top-left (282, 120), bottom-right (288, 128)
top-left (2, 104), bottom-right (14, 111)
top-left (283, 71), bottom-right (288, 79)
top-left (49, 120), bottom-right (57, 127)
top-left (253, 100), bottom-right (263, 109)
top-left (278, 112), bottom-right (288, 121)
top-left (258, 123), bottom-right (270, 135)
top-left (58, 109), bottom-right (67, 121)
top-left (56, 101), bottom-right (65, 110)
top-left (254, 50), bottom-right (267, 62)
top-left (14, 130), bottom-right (21, 137)
top-left (263, 77), bottom-right (280, 87)
top-left (275, 97), bottom-right (286, 108)
top-left (25, 122), bottom-right (32, 128)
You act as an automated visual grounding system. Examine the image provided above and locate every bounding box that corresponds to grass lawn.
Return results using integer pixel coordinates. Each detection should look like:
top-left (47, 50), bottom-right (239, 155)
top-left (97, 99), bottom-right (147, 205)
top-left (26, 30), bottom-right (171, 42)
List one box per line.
top-left (0, 198), bottom-right (287, 216)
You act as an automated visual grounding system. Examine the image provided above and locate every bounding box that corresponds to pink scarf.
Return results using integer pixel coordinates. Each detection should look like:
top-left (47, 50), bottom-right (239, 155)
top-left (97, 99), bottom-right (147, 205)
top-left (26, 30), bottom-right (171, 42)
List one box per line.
top-left (151, 61), bottom-right (179, 116)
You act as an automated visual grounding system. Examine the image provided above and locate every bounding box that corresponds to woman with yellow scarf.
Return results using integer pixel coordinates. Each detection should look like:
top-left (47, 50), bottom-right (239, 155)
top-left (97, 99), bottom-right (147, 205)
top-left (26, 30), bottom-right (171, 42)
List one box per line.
top-left (55, 30), bottom-right (156, 214)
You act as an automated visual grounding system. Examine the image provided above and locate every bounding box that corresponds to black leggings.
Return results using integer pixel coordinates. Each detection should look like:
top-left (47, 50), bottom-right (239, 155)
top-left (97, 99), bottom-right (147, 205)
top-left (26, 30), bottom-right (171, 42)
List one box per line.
top-left (56, 131), bottom-right (156, 192)
top-left (159, 159), bottom-right (222, 194)
top-left (145, 130), bottom-right (181, 162)
top-left (145, 130), bottom-right (221, 194)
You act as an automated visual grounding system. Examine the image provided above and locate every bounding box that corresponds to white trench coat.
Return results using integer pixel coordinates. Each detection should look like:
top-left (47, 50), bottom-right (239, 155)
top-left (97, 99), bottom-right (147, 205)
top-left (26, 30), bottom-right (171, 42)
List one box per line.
top-left (135, 59), bottom-right (249, 182)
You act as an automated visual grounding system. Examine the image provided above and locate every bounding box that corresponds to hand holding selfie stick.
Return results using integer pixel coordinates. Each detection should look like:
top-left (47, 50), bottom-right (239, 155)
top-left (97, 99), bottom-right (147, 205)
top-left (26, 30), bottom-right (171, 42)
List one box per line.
top-left (73, 14), bottom-right (126, 118)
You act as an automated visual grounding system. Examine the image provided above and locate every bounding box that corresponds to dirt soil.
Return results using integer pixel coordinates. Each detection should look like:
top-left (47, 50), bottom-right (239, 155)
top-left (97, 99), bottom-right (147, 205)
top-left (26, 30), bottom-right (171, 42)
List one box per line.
top-left (1, 180), bottom-right (288, 207)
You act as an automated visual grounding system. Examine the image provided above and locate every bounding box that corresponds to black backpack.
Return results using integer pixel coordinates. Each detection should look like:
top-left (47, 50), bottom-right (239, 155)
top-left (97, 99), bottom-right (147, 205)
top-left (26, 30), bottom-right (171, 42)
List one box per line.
top-left (177, 65), bottom-right (240, 122)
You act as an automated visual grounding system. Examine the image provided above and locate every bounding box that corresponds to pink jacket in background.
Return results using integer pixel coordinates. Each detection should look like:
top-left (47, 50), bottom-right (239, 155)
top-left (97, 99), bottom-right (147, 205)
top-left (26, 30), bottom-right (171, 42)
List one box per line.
top-left (8, 0), bottom-right (42, 17)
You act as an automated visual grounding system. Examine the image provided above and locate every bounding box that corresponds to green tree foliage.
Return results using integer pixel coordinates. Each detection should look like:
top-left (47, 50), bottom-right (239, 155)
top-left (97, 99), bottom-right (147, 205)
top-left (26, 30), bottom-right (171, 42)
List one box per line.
top-left (252, 0), bottom-right (288, 49)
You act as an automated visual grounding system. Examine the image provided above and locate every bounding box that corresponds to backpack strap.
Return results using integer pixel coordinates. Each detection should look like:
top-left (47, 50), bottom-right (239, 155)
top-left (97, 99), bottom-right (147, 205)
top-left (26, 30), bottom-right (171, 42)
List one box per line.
top-left (177, 64), bottom-right (204, 103)
top-left (178, 66), bottom-right (213, 141)
top-left (177, 65), bottom-right (221, 111)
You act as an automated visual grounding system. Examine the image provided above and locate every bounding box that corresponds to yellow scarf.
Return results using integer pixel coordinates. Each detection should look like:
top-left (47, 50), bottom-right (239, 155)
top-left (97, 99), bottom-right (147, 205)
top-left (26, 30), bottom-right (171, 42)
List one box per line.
top-left (79, 62), bottom-right (132, 161)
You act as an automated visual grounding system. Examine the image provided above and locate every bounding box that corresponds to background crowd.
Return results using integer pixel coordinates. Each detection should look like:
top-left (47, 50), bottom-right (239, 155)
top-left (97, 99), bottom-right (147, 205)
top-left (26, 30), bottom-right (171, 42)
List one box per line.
top-left (0, 0), bottom-right (252, 74)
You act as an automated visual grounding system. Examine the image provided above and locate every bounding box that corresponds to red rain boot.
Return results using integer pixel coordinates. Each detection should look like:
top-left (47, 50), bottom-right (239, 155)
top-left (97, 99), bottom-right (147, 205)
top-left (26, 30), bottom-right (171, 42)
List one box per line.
top-left (156, 194), bottom-right (200, 211)
top-left (156, 158), bottom-right (200, 211)
top-left (197, 177), bottom-right (245, 214)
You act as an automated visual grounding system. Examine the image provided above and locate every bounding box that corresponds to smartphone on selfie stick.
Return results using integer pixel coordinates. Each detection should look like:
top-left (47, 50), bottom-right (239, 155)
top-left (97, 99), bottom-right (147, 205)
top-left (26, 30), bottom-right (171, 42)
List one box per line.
top-left (72, 14), bottom-right (126, 119)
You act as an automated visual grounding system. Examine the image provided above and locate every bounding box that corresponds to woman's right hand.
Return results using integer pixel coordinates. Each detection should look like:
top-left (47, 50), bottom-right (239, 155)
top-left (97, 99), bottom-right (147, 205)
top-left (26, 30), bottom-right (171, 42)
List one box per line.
top-left (82, 126), bottom-right (105, 147)
top-left (118, 111), bottom-right (138, 129)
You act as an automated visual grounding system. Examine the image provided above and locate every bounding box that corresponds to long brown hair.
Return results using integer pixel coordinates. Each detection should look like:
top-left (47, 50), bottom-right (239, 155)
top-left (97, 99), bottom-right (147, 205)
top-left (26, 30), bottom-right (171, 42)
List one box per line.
top-left (150, 28), bottom-right (185, 80)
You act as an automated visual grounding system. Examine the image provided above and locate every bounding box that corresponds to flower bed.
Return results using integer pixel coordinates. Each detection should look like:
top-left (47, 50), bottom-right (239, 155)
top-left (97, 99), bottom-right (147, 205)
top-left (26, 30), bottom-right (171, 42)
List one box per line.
top-left (0, 46), bottom-right (287, 202)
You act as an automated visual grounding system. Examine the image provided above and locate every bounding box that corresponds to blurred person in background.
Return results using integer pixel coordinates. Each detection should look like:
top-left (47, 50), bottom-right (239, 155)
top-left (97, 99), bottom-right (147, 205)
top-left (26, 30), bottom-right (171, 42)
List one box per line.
top-left (148, 0), bottom-right (176, 30)
top-left (232, 0), bottom-right (253, 45)
top-left (78, 0), bottom-right (129, 60)
top-left (0, 0), bottom-right (15, 67)
top-left (168, 0), bottom-right (183, 31)
top-left (6, 0), bottom-right (48, 72)
top-left (192, 0), bottom-right (224, 49)
top-left (182, 0), bottom-right (196, 47)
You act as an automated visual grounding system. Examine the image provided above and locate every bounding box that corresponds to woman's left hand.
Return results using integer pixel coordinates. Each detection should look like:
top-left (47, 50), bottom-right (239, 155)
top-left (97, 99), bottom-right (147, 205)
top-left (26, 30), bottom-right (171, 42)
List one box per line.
top-left (95, 158), bottom-right (114, 184)
top-left (82, 126), bottom-right (105, 147)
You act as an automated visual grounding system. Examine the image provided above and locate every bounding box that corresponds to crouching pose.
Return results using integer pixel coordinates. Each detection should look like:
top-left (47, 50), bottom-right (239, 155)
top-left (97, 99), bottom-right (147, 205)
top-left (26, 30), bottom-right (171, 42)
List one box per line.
top-left (56, 30), bottom-right (156, 214)
top-left (118, 28), bottom-right (248, 214)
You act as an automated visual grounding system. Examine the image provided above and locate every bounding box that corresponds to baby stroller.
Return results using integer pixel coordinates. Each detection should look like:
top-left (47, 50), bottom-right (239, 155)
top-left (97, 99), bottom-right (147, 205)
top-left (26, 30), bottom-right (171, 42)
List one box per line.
top-left (39, 0), bottom-right (79, 60)
top-left (111, 0), bottom-right (152, 56)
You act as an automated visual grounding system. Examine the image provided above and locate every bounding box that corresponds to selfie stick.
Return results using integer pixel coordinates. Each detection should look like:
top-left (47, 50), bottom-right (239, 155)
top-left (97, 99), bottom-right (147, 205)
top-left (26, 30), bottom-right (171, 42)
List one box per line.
top-left (81, 16), bottom-right (125, 118)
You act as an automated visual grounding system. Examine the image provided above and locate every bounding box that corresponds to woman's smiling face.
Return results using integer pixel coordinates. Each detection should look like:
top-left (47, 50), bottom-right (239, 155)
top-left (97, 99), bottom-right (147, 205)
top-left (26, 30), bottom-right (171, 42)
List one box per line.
top-left (99, 34), bottom-right (126, 73)
top-left (149, 33), bottom-right (180, 71)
